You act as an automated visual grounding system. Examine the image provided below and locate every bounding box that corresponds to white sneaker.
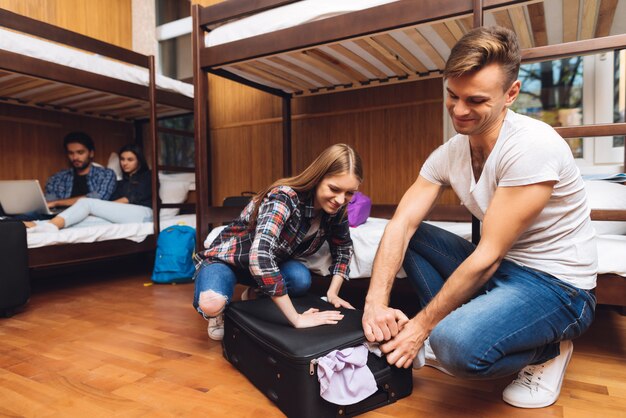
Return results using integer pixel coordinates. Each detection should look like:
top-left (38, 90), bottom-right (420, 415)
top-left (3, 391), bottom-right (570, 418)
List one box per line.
top-left (413, 338), bottom-right (453, 376)
top-left (207, 314), bottom-right (224, 341)
top-left (502, 340), bottom-right (573, 408)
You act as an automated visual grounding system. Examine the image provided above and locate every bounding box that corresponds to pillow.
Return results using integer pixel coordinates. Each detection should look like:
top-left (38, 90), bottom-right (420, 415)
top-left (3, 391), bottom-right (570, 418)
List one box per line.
top-left (159, 180), bottom-right (190, 218)
top-left (584, 180), bottom-right (626, 235)
top-left (107, 152), bottom-right (123, 180)
top-left (159, 172), bottom-right (196, 190)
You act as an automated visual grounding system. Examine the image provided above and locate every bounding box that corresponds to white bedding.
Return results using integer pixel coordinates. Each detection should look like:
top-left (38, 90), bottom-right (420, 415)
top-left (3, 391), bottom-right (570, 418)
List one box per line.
top-left (27, 214), bottom-right (196, 249)
top-left (0, 28), bottom-right (193, 98)
top-left (203, 218), bottom-right (626, 278)
top-left (205, 0), bottom-right (398, 47)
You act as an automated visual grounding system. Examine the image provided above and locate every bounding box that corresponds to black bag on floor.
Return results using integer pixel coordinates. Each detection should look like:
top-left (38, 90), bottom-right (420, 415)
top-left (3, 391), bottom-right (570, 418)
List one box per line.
top-left (222, 294), bottom-right (413, 417)
top-left (0, 219), bottom-right (30, 317)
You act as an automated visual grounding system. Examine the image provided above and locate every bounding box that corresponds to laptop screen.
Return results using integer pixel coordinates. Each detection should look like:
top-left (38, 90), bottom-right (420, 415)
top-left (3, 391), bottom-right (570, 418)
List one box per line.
top-left (0, 180), bottom-right (53, 215)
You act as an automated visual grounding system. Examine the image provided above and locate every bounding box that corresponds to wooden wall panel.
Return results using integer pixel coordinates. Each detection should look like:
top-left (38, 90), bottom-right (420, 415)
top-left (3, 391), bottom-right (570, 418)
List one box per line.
top-left (0, 0), bottom-right (132, 48)
top-left (208, 75), bottom-right (459, 206)
top-left (0, 104), bottom-right (134, 186)
top-left (293, 79), bottom-right (453, 205)
top-left (208, 75), bottom-right (282, 127)
top-left (211, 124), bottom-right (284, 203)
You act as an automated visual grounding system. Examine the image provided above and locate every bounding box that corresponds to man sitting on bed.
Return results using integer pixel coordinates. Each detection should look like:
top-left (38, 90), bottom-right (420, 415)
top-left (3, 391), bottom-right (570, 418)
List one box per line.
top-left (362, 26), bottom-right (597, 409)
top-left (44, 132), bottom-right (117, 211)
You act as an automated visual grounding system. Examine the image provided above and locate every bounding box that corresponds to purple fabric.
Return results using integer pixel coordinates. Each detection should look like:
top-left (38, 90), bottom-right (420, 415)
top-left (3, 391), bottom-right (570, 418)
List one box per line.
top-left (347, 192), bottom-right (372, 228)
top-left (316, 344), bottom-right (377, 405)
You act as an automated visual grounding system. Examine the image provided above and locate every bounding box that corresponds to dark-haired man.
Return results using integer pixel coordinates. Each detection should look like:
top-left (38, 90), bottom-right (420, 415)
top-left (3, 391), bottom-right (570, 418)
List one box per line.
top-left (45, 132), bottom-right (116, 208)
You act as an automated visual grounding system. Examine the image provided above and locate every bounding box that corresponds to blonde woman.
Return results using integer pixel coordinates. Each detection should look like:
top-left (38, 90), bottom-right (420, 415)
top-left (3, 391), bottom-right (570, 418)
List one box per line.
top-left (193, 144), bottom-right (362, 340)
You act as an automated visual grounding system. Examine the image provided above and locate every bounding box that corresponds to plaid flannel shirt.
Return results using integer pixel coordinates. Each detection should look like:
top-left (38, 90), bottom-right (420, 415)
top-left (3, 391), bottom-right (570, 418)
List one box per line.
top-left (45, 165), bottom-right (117, 201)
top-left (195, 186), bottom-right (353, 296)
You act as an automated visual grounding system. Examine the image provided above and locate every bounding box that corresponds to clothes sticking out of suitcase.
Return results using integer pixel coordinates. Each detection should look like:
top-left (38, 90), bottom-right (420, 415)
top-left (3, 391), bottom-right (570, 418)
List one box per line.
top-left (223, 295), bottom-right (413, 417)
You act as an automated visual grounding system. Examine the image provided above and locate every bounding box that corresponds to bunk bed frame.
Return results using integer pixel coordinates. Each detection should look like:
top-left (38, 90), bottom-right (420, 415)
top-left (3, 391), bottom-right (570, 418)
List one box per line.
top-left (0, 8), bottom-right (194, 268)
top-left (192, 0), bottom-right (626, 310)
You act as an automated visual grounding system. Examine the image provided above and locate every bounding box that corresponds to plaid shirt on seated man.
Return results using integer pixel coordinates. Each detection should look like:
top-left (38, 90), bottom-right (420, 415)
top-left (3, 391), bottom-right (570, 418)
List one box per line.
top-left (45, 165), bottom-right (116, 201)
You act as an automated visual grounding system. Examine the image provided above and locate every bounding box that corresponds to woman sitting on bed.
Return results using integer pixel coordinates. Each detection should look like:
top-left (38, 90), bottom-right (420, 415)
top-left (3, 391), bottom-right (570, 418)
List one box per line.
top-left (194, 143), bottom-right (362, 341)
top-left (25, 144), bottom-right (152, 232)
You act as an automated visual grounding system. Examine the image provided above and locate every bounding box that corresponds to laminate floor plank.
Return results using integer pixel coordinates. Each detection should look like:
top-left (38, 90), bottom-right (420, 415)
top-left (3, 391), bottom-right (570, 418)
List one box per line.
top-left (0, 268), bottom-right (624, 417)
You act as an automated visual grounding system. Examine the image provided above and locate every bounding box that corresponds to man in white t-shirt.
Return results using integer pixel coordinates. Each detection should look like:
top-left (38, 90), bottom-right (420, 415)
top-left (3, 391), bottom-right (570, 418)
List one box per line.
top-left (362, 26), bottom-right (597, 409)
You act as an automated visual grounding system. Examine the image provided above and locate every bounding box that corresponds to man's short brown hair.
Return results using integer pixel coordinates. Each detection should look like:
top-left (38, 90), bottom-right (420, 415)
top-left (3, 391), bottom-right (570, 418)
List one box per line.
top-left (443, 26), bottom-right (521, 90)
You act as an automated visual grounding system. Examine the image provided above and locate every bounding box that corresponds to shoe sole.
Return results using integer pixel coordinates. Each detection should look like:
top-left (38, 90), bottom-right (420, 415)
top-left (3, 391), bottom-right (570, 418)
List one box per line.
top-left (208, 333), bottom-right (224, 341)
top-left (503, 342), bottom-right (573, 408)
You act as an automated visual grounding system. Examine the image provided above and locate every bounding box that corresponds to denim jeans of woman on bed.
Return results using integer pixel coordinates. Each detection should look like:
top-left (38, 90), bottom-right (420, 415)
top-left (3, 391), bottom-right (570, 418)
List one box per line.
top-left (57, 197), bottom-right (152, 228)
top-left (193, 259), bottom-right (311, 319)
top-left (403, 222), bottom-right (596, 379)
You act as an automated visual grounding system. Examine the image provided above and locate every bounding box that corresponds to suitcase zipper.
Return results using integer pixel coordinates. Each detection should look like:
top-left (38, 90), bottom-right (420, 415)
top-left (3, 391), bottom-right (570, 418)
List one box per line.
top-left (309, 358), bottom-right (319, 375)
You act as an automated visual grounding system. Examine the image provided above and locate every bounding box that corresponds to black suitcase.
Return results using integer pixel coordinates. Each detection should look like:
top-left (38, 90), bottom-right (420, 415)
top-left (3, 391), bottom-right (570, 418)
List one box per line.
top-left (222, 295), bottom-right (413, 417)
top-left (0, 219), bottom-right (30, 317)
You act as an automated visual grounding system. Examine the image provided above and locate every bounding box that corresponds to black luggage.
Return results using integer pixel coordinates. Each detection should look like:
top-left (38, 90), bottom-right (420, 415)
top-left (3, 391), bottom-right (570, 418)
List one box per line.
top-left (223, 294), bottom-right (413, 417)
top-left (0, 219), bottom-right (30, 317)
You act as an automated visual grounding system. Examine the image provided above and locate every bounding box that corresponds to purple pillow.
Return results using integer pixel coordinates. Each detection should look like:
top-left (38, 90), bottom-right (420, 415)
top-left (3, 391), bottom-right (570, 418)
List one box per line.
top-left (347, 192), bottom-right (372, 227)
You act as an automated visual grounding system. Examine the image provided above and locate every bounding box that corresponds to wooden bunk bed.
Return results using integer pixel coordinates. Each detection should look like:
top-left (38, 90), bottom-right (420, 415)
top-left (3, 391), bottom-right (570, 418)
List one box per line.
top-left (192, 0), bottom-right (626, 310)
top-left (0, 8), bottom-right (194, 268)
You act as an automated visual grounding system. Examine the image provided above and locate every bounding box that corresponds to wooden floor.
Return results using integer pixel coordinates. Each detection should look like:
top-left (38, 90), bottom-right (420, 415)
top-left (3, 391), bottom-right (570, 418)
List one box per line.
top-left (1, 265), bottom-right (625, 418)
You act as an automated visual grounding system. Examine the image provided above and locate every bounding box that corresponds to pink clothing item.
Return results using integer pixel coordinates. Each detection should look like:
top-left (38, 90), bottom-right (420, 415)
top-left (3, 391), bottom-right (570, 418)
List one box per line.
top-left (316, 344), bottom-right (377, 405)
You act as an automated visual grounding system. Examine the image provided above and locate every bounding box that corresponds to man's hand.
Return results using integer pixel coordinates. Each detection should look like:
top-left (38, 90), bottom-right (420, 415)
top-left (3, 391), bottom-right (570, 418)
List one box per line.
top-left (380, 318), bottom-right (428, 368)
top-left (47, 200), bottom-right (58, 209)
top-left (362, 303), bottom-right (409, 342)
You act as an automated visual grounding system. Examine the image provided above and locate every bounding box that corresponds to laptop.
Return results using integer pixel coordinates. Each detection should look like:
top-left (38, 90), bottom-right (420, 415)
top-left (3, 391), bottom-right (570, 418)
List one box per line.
top-left (0, 180), bottom-right (57, 216)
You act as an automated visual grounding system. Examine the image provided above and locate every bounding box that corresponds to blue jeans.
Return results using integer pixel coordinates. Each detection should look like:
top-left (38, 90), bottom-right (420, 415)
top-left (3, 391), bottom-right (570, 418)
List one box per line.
top-left (403, 222), bottom-right (596, 379)
top-left (193, 260), bottom-right (311, 317)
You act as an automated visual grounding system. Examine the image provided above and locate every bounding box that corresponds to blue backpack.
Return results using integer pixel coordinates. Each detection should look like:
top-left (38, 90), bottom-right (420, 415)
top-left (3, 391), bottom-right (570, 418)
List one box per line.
top-left (152, 225), bottom-right (196, 284)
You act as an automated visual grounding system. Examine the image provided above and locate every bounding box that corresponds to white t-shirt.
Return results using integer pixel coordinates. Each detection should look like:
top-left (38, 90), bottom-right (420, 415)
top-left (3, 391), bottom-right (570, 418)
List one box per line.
top-left (420, 110), bottom-right (597, 289)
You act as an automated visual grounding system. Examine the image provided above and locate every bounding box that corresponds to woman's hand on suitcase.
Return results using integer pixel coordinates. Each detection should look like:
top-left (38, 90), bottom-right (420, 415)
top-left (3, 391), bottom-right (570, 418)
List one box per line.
top-left (273, 294), bottom-right (344, 328)
top-left (326, 293), bottom-right (355, 310)
top-left (326, 275), bottom-right (355, 309)
top-left (294, 308), bottom-right (345, 328)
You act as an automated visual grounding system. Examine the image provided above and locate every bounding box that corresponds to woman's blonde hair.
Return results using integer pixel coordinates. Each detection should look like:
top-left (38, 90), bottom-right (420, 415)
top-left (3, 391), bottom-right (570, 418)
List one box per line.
top-left (444, 26), bottom-right (521, 91)
top-left (248, 143), bottom-right (363, 227)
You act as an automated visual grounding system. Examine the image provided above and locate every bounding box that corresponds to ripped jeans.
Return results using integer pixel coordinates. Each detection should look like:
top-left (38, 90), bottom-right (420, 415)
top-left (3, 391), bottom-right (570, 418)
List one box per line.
top-left (402, 222), bottom-right (596, 379)
top-left (193, 260), bottom-right (311, 319)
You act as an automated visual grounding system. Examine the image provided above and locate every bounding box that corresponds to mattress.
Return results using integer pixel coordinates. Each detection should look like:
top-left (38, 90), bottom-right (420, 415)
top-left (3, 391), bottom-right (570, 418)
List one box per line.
top-left (204, 218), bottom-right (626, 278)
top-left (26, 214), bottom-right (196, 249)
top-left (0, 27), bottom-right (193, 98)
top-left (205, 0), bottom-right (398, 47)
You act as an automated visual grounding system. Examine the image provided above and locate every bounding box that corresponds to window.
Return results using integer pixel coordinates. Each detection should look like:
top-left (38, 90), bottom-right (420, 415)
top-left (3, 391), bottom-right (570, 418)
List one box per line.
top-left (155, 0), bottom-right (192, 81)
top-left (156, 0), bottom-right (190, 26)
top-left (512, 52), bottom-right (624, 173)
top-left (512, 57), bottom-right (584, 157)
top-left (158, 114), bottom-right (195, 168)
top-left (159, 33), bottom-right (192, 80)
